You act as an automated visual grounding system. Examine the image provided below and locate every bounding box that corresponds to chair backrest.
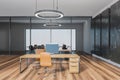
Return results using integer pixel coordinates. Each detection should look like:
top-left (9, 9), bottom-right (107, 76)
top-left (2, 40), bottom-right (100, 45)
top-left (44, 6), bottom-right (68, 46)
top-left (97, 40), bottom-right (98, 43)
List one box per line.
top-left (35, 49), bottom-right (45, 54)
top-left (35, 49), bottom-right (45, 61)
top-left (46, 44), bottom-right (59, 54)
top-left (40, 52), bottom-right (52, 67)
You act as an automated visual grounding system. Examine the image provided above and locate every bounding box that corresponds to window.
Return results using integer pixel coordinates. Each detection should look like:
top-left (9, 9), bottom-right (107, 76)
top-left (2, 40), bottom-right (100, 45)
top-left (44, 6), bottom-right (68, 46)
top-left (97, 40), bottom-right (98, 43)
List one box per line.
top-left (31, 29), bottom-right (50, 45)
top-left (52, 29), bottom-right (71, 46)
top-left (72, 29), bottom-right (76, 50)
top-left (26, 29), bottom-right (76, 50)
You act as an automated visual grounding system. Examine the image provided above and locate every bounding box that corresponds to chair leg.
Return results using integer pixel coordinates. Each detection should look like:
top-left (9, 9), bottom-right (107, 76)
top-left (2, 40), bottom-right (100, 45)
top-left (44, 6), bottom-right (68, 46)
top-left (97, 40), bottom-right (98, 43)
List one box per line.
top-left (32, 61), bottom-right (40, 69)
top-left (38, 67), bottom-right (56, 79)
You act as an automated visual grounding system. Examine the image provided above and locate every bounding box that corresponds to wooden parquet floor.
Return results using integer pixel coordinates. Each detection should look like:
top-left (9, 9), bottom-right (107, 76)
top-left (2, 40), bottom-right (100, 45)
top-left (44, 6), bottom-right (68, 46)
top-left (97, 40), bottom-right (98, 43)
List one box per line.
top-left (0, 54), bottom-right (120, 80)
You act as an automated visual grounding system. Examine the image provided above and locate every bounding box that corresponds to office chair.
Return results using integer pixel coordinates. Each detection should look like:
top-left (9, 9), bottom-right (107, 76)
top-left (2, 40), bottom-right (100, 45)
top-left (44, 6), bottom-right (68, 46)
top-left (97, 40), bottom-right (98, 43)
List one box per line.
top-left (35, 49), bottom-right (46, 61)
top-left (38, 52), bottom-right (55, 79)
top-left (33, 49), bottom-right (46, 69)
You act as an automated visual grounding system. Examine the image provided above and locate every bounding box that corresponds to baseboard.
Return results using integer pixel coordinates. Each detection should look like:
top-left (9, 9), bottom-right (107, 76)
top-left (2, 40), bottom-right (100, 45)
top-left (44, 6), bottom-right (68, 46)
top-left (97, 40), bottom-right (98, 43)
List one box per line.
top-left (92, 54), bottom-right (120, 68)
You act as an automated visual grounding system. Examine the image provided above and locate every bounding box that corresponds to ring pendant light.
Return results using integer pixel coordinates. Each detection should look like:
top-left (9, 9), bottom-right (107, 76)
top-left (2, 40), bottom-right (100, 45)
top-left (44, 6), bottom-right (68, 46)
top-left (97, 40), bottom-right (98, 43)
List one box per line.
top-left (34, 0), bottom-right (64, 19)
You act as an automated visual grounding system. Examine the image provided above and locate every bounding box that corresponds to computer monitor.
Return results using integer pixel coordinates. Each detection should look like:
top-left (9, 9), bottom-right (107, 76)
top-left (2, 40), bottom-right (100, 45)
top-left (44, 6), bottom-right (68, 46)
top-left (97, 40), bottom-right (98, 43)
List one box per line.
top-left (46, 44), bottom-right (59, 54)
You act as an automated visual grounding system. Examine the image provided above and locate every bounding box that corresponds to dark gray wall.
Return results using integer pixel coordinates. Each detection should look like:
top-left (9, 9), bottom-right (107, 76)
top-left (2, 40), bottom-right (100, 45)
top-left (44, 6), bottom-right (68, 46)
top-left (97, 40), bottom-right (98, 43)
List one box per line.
top-left (11, 23), bottom-right (30, 51)
top-left (0, 23), bottom-right (9, 52)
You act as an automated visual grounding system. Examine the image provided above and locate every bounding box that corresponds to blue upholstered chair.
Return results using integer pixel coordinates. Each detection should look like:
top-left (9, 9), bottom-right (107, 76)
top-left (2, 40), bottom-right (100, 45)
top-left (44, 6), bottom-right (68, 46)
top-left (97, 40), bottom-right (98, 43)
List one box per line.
top-left (45, 44), bottom-right (59, 54)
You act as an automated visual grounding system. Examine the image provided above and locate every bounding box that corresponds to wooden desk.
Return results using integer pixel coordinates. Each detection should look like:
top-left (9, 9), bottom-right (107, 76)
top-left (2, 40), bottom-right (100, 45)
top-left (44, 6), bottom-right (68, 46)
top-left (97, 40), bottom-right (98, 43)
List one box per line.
top-left (20, 54), bottom-right (80, 73)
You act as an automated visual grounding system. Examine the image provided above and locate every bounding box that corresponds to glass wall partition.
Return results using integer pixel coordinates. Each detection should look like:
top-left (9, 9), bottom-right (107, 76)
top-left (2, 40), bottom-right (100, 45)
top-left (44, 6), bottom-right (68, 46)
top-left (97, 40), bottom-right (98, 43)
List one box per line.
top-left (110, 1), bottom-right (120, 63)
top-left (94, 15), bottom-right (101, 56)
top-left (92, 0), bottom-right (120, 64)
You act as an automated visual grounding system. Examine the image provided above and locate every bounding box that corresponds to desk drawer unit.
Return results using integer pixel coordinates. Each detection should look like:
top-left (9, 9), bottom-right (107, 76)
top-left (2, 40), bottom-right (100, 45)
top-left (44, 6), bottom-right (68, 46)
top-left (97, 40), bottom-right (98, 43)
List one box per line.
top-left (69, 58), bottom-right (80, 73)
top-left (69, 62), bottom-right (79, 67)
top-left (69, 66), bottom-right (79, 73)
top-left (70, 58), bottom-right (79, 62)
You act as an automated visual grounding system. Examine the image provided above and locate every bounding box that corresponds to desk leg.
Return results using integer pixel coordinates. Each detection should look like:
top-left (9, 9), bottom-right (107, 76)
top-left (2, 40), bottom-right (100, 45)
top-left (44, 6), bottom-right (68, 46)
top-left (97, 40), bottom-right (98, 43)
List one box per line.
top-left (20, 58), bottom-right (29, 73)
top-left (27, 58), bottom-right (29, 67)
top-left (20, 58), bottom-right (22, 73)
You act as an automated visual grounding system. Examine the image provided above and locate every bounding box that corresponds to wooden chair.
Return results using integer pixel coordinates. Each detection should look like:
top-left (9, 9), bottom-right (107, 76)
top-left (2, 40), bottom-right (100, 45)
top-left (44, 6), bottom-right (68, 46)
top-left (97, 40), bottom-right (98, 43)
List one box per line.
top-left (40, 52), bottom-right (52, 67)
top-left (38, 52), bottom-right (55, 79)
top-left (35, 49), bottom-right (46, 54)
top-left (33, 49), bottom-right (45, 69)
top-left (35, 49), bottom-right (45, 61)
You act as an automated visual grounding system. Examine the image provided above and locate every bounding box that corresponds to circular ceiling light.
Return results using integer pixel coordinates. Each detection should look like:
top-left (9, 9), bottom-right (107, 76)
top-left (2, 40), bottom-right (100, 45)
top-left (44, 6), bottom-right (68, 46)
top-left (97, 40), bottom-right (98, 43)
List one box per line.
top-left (35, 9), bottom-right (64, 19)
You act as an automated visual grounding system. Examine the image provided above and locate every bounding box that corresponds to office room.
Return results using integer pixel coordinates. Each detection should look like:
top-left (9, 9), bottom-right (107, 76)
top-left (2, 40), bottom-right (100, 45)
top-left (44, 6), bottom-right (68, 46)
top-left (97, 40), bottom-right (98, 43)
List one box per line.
top-left (0, 0), bottom-right (120, 80)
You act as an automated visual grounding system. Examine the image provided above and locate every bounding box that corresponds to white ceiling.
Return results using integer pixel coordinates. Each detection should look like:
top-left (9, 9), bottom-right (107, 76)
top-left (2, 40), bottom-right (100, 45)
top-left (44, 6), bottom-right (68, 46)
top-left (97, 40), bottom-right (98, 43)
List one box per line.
top-left (0, 0), bottom-right (118, 17)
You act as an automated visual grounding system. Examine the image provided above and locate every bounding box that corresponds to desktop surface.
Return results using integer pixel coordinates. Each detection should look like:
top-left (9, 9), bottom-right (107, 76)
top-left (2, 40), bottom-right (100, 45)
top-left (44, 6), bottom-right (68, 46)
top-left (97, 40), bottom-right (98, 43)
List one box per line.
top-left (20, 54), bottom-right (80, 59)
